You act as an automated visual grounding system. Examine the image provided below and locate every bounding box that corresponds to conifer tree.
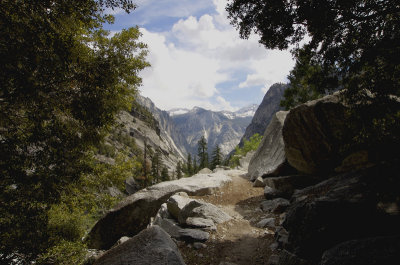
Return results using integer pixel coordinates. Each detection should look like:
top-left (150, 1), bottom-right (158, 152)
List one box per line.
top-left (176, 161), bottom-right (183, 179)
top-left (187, 153), bottom-right (193, 176)
top-left (197, 136), bottom-right (209, 169)
top-left (211, 145), bottom-right (222, 170)
top-left (161, 166), bottom-right (169, 181)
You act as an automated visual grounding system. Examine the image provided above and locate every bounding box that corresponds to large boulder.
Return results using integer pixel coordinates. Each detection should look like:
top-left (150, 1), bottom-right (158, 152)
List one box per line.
top-left (178, 200), bottom-right (231, 225)
top-left (282, 162), bottom-right (400, 263)
top-left (86, 172), bottom-right (231, 250)
top-left (93, 225), bottom-right (185, 265)
top-left (239, 150), bottom-right (255, 171)
top-left (282, 93), bottom-right (349, 175)
top-left (248, 111), bottom-right (294, 181)
top-left (320, 236), bottom-right (400, 265)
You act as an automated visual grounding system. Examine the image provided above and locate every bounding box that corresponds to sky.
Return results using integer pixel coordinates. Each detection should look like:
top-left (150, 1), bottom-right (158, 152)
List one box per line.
top-left (104, 0), bottom-right (295, 111)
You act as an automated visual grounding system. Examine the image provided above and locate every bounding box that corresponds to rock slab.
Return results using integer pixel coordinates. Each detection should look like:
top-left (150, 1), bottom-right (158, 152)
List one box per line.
top-left (86, 172), bottom-right (231, 250)
top-left (248, 111), bottom-right (291, 181)
top-left (93, 225), bottom-right (185, 265)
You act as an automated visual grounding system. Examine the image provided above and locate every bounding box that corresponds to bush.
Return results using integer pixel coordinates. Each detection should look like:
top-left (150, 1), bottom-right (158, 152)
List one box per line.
top-left (229, 133), bottom-right (262, 167)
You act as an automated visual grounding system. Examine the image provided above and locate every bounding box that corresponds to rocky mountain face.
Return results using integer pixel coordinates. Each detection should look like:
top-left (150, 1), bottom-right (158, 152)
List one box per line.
top-left (136, 95), bottom-right (189, 158)
top-left (247, 92), bottom-right (400, 264)
top-left (238, 83), bottom-right (287, 147)
top-left (170, 105), bottom-right (257, 156)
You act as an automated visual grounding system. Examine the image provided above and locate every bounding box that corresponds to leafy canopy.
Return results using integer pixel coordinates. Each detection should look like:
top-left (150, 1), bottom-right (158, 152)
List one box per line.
top-left (0, 0), bottom-right (148, 263)
top-left (227, 0), bottom-right (400, 147)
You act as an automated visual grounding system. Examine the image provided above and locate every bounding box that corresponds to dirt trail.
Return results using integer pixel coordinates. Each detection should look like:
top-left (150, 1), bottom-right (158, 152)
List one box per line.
top-left (178, 171), bottom-right (275, 265)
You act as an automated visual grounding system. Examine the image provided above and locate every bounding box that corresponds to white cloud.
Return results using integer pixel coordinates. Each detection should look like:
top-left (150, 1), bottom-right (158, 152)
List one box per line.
top-left (138, 0), bottom-right (295, 111)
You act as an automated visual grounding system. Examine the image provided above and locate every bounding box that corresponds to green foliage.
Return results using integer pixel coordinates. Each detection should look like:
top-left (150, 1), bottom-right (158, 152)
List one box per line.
top-left (280, 45), bottom-right (338, 110)
top-left (227, 0), bottom-right (400, 145)
top-left (160, 166), bottom-right (170, 181)
top-left (197, 136), bottom-right (209, 170)
top-left (176, 161), bottom-right (183, 179)
top-left (210, 145), bottom-right (222, 170)
top-left (229, 133), bottom-right (262, 168)
top-left (0, 0), bottom-right (148, 263)
top-left (185, 153), bottom-right (193, 176)
top-left (37, 240), bottom-right (87, 265)
top-left (130, 100), bottom-right (159, 133)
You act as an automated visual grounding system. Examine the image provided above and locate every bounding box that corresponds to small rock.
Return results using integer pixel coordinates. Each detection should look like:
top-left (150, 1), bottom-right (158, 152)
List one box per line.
top-left (264, 186), bottom-right (286, 200)
top-left (186, 217), bottom-right (216, 230)
top-left (256, 218), bottom-right (276, 228)
top-left (260, 198), bottom-right (290, 213)
top-left (198, 168), bottom-right (213, 174)
top-left (193, 242), bottom-right (207, 249)
top-left (268, 254), bottom-right (280, 265)
top-left (253, 176), bottom-right (266, 187)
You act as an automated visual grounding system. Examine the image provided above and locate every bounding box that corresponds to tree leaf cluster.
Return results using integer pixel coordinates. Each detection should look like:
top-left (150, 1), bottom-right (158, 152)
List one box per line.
top-left (0, 0), bottom-right (148, 263)
top-left (227, 0), bottom-right (400, 148)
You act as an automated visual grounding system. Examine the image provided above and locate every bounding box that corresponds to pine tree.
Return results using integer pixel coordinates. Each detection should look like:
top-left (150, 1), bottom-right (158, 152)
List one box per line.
top-left (197, 136), bottom-right (209, 169)
top-left (151, 149), bottom-right (163, 183)
top-left (161, 166), bottom-right (169, 181)
top-left (211, 145), bottom-right (222, 170)
top-left (187, 153), bottom-right (193, 176)
top-left (176, 161), bottom-right (183, 179)
top-left (193, 157), bottom-right (198, 174)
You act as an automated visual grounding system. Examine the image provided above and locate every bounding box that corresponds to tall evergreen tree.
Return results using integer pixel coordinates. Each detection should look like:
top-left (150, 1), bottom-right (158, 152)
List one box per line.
top-left (197, 136), bottom-right (208, 169)
top-left (161, 166), bottom-right (169, 181)
top-left (176, 161), bottom-right (183, 179)
top-left (187, 153), bottom-right (193, 176)
top-left (151, 149), bottom-right (162, 183)
top-left (210, 145), bottom-right (222, 170)
top-left (193, 157), bottom-right (198, 174)
top-left (0, 1), bottom-right (148, 262)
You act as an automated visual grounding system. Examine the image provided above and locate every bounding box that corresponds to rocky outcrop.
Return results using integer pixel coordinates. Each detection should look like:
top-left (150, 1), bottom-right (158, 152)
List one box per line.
top-left (238, 83), bottom-right (287, 147)
top-left (248, 111), bottom-right (294, 180)
top-left (93, 225), bottom-right (185, 265)
top-left (263, 175), bottom-right (317, 198)
top-left (282, 93), bottom-right (350, 175)
top-left (320, 236), bottom-right (400, 265)
top-left (281, 162), bottom-right (400, 263)
top-left (85, 172), bottom-right (231, 250)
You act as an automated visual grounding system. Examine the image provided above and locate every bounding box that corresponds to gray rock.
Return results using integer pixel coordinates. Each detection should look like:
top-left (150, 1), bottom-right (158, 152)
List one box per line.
top-left (107, 186), bottom-right (123, 197)
top-left (125, 176), bottom-right (140, 195)
top-left (178, 228), bottom-right (209, 243)
top-left (253, 176), bottom-right (266, 187)
top-left (239, 150), bottom-right (255, 171)
top-left (198, 168), bottom-right (213, 174)
top-left (186, 217), bottom-right (216, 230)
top-left (264, 185), bottom-right (286, 200)
top-left (260, 198), bottom-right (290, 213)
top-left (320, 236), bottom-right (400, 265)
top-left (167, 194), bottom-right (196, 219)
top-left (178, 200), bottom-right (231, 225)
top-left (248, 111), bottom-right (294, 181)
top-left (263, 175), bottom-right (318, 197)
top-left (86, 171), bottom-right (231, 250)
top-left (256, 217), bottom-right (276, 228)
top-left (93, 225), bottom-right (185, 265)
top-left (238, 83), bottom-right (287, 149)
top-left (193, 242), bottom-right (207, 249)
top-left (153, 217), bottom-right (209, 243)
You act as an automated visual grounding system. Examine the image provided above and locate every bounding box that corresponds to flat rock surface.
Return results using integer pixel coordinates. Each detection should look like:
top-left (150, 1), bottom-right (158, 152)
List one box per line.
top-left (86, 171), bottom-right (232, 250)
